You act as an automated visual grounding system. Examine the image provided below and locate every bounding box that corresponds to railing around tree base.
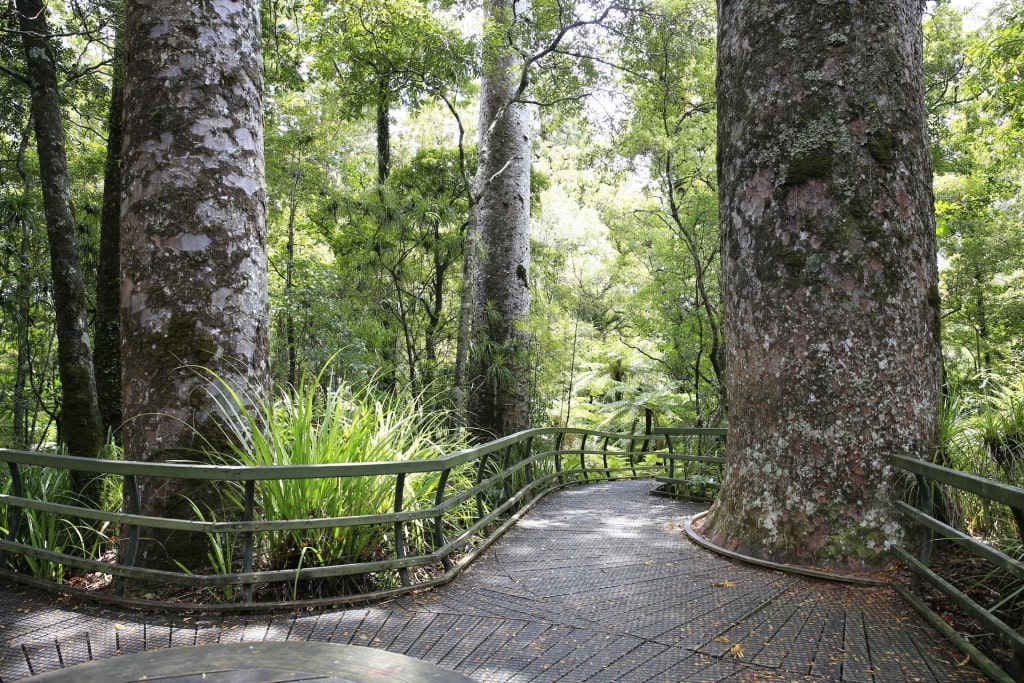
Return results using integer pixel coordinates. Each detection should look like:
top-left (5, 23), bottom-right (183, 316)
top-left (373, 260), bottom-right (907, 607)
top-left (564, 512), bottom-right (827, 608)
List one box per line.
top-left (5, 427), bottom-right (1019, 680)
top-left (0, 427), bottom-right (718, 611)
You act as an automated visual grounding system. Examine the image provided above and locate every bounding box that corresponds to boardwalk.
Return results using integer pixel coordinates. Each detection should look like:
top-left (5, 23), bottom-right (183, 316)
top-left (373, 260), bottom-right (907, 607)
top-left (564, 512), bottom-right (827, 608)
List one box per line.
top-left (0, 480), bottom-right (989, 682)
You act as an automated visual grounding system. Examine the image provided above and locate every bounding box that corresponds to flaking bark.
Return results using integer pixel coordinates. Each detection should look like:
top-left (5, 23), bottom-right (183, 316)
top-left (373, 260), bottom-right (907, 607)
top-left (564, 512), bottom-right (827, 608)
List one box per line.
top-left (706, 0), bottom-right (942, 567)
top-left (121, 0), bottom-right (269, 569)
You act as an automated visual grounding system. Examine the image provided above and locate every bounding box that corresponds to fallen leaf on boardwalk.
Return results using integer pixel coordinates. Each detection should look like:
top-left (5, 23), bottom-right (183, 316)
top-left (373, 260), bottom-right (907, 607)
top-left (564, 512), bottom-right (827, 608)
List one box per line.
top-left (713, 636), bottom-right (731, 643)
top-left (956, 654), bottom-right (971, 667)
top-left (727, 643), bottom-right (744, 658)
top-left (114, 624), bottom-right (125, 631)
top-left (711, 580), bottom-right (735, 588)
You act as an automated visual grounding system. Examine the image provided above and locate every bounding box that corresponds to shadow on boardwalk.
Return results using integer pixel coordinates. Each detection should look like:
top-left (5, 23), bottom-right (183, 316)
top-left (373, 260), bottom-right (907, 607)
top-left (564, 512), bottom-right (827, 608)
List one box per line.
top-left (0, 480), bottom-right (990, 682)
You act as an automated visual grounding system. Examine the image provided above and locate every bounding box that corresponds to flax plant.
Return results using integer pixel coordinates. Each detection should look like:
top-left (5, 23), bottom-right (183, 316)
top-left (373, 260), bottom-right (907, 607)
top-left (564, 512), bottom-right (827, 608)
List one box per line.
top-left (0, 463), bottom-right (116, 582)
top-left (203, 367), bottom-right (468, 575)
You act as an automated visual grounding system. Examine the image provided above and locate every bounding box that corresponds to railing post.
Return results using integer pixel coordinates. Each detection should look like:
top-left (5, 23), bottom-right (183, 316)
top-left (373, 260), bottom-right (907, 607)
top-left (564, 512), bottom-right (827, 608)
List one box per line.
top-left (554, 431), bottom-right (565, 485)
top-left (394, 472), bottom-right (410, 587)
top-left (434, 467), bottom-right (452, 571)
top-left (665, 432), bottom-right (676, 478)
top-left (0, 462), bottom-right (23, 568)
top-left (113, 474), bottom-right (142, 597)
top-left (629, 434), bottom-right (639, 478)
top-left (242, 479), bottom-right (256, 602)
top-left (501, 445), bottom-right (514, 502)
top-left (579, 434), bottom-right (589, 481)
top-left (523, 436), bottom-right (534, 485)
top-left (911, 472), bottom-right (934, 594)
top-left (476, 452), bottom-right (491, 522)
top-left (602, 436), bottom-right (612, 481)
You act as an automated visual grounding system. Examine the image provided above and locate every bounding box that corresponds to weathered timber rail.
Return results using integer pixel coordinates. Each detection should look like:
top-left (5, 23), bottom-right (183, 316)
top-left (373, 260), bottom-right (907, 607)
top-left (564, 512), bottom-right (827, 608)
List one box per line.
top-left (0, 427), bottom-right (719, 611)
top-left (891, 455), bottom-right (1024, 682)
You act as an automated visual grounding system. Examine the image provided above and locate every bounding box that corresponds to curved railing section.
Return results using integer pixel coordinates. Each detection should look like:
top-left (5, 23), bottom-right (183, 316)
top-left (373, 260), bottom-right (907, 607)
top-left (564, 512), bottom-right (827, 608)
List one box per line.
top-left (0, 427), bottom-right (721, 611)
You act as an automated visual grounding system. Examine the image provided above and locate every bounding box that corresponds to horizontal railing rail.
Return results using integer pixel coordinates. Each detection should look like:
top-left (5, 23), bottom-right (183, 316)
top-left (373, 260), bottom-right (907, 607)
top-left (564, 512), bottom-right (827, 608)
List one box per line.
top-left (6, 426), bottom-right (1019, 677)
top-left (0, 426), bottom-right (715, 611)
top-left (649, 427), bottom-right (728, 500)
top-left (891, 454), bottom-right (1024, 682)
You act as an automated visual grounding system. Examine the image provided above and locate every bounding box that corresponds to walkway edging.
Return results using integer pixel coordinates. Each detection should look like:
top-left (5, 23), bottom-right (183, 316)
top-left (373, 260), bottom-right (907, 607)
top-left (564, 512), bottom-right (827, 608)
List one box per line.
top-left (683, 511), bottom-right (886, 586)
top-left (684, 509), bottom-right (1014, 683)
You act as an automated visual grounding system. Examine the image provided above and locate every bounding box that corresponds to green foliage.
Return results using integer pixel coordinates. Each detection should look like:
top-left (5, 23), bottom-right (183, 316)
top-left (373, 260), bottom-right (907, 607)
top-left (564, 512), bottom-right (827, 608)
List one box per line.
top-left (971, 0), bottom-right (1024, 134)
top-left (201, 366), bottom-right (468, 587)
top-left (310, 0), bottom-right (474, 117)
top-left (928, 5), bottom-right (1024, 382)
top-left (937, 373), bottom-right (1024, 539)
top-left (0, 454), bottom-right (120, 582)
top-left (311, 145), bottom-right (474, 396)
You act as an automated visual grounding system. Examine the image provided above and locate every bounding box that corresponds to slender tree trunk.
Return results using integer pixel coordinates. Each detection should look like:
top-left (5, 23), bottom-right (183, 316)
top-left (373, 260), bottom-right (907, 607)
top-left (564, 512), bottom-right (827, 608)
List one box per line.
top-left (285, 169), bottom-right (300, 388)
top-left (469, 0), bottom-right (533, 439)
top-left (95, 23), bottom-right (124, 437)
top-left (121, 0), bottom-right (268, 569)
top-left (12, 203), bottom-right (32, 450)
top-left (11, 120), bottom-right (35, 450)
top-left (706, 0), bottom-right (942, 567)
top-left (376, 85), bottom-right (391, 185)
top-left (451, 206), bottom-right (477, 429)
top-left (972, 264), bottom-right (991, 371)
top-left (16, 0), bottom-right (104, 483)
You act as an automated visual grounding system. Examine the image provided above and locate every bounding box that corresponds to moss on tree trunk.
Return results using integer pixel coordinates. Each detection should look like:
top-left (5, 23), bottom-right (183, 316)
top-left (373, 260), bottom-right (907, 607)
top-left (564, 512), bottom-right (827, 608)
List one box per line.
top-left (707, 0), bottom-right (942, 569)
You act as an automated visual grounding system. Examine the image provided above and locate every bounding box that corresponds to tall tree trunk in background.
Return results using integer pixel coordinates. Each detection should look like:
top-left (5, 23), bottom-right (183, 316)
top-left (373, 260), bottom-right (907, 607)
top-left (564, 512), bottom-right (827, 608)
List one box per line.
top-left (706, 0), bottom-right (941, 567)
top-left (284, 170), bottom-right (299, 388)
top-left (376, 84), bottom-right (391, 185)
top-left (451, 202), bottom-right (477, 429)
top-left (121, 0), bottom-right (268, 569)
top-left (469, 0), bottom-right (532, 440)
top-left (10, 121), bottom-right (35, 450)
top-left (94, 23), bottom-right (124, 437)
top-left (10, 198), bottom-right (32, 451)
top-left (16, 0), bottom-right (104, 483)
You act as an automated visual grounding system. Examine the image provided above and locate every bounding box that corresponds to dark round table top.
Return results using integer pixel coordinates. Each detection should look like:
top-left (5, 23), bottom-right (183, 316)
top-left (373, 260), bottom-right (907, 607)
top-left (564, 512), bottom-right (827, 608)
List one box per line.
top-left (26, 641), bottom-right (478, 682)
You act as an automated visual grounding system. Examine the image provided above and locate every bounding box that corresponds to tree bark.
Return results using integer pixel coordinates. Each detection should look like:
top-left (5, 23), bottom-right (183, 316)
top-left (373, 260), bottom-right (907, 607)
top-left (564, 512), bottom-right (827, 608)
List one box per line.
top-left (95, 23), bottom-right (124, 437)
top-left (16, 0), bottom-right (105, 481)
top-left (706, 0), bottom-right (942, 568)
top-left (469, 0), bottom-right (533, 439)
top-left (121, 0), bottom-right (268, 569)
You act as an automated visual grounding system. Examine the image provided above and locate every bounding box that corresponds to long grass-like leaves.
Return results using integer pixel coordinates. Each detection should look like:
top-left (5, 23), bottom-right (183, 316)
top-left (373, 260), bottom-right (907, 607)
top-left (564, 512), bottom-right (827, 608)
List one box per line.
top-left (199, 366), bottom-right (466, 575)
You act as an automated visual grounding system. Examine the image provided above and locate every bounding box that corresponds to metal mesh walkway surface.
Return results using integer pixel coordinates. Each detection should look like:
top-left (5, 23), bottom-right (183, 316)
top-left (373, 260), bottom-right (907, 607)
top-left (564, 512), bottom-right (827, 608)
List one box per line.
top-left (0, 480), bottom-right (989, 682)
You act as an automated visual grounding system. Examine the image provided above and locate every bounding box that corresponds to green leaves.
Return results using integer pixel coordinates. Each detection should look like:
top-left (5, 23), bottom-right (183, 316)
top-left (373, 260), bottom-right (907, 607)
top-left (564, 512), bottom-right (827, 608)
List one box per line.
top-left (311, 0), bottom-right (474, 118)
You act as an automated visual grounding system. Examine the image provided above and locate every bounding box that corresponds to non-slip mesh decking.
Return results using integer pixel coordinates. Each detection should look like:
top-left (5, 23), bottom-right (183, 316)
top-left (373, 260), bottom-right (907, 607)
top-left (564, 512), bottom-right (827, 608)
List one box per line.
top-left (0, 481), bottom-right (987, 682)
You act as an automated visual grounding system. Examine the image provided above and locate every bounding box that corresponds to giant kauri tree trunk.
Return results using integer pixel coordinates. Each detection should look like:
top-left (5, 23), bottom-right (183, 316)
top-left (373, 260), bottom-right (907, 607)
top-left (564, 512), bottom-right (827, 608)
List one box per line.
top-left (121, 0), bottom-right (269, 569)
top-left (705, 0), bottom-right (942, 568)
top-left (469, 0), bottom-right (533, 439)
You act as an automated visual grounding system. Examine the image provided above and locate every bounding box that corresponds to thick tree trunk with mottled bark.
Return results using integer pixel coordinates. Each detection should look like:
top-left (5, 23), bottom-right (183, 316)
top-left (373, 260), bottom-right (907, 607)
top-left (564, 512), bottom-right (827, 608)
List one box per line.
top-left (469, 0), bottom-right (532, 440)
top-left (705, 0), bottom-right (942, 568)
top-left (121, 0), bottom-right (268, 569)
top-left (16, 0), bottom-right (105, 482)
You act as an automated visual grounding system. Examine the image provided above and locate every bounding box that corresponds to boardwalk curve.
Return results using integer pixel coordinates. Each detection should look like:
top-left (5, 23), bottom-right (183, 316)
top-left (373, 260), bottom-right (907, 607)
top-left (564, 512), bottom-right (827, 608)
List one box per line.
top-left (0, 480), bottom-right (988, 682)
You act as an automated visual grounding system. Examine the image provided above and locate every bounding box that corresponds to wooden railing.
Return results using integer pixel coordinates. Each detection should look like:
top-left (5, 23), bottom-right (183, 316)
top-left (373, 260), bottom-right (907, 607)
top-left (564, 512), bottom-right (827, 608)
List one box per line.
top-left (890, 455), bottom-right (1024, 682)
top-left (0, 427), bottom-right (717, 611)
top-left (6, 427), bottom-right (1018, 679)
